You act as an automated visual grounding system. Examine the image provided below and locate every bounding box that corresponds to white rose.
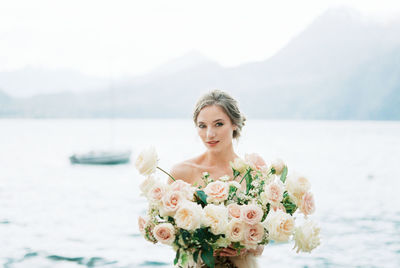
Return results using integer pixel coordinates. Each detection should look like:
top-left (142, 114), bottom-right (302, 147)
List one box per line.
top-left (260, 179), bottom-right (284, 206)
top-left (263, 209), bottom-right (294, 242)
top-left (293, 219), bottom-right (321, 253)
top-left (270, 158), bottom-right (285, 175)
top-left (203, 204), bottom-right (228, 235)
top-left (175, 201), bottom-right (203, 231)
top-left (135, 147), bottom-right (158, 176)
top-left (226, 219), bottom-right (245, 242)
top-left (285, 174), bottom-right (311, 200)
top-left (230, 157), bottom-right (248, 174)
top-left (152, 223), bottom-right (176, 245)
top-left (139, 175), bottom-right (156, 196)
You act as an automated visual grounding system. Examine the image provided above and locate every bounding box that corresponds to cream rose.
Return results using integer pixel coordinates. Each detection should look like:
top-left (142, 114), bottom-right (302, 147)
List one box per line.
top-left (227, 203), bottom-right (242, 219)
top-left (226, 219), bottom-right (245, 242)
top-left (300, 192), bottom-right (315, 216)
top-left (230, 157), bottom-right (249, 174)
top-left (270, 158), bottom-right (285, 175)
top-left (243, 223), bottom-right (265, 248)
top-left (153, 223), bottom-right (176, 245)
top-left (135, 147), bottom-right (158, 176)
top-left (138, 216), bottom-right (147, 235)
top-left (263, 209), bottom-right (294, 242)
top-left (240, 204), bottom-right (263, 225)
top-left (160, 191), bottom-right (183, 216)
top-left (293, 219), bottom-right (321, 253)
top-left (204, 181), bottom-right (229, 204)
top-left (203, 204), bottom-right (228, 235)
top-left (170, 180), bottom-right (195, 200)
top-left (175, 201), bottom-right (203, 231)
top-left (139, 175), bottom-right (156, 196)
top-left (285, 174), bottom-right (311, 200)
top-left (245, 153), bottom-right (267, 170)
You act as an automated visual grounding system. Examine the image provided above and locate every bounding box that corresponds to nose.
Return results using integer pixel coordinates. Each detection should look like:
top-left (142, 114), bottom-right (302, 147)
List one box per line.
top-left (206, 128), bottom-right (216, 139)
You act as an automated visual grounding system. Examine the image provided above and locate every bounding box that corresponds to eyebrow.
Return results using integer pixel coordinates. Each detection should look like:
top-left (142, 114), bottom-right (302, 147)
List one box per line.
top-left (198, 119), bottom-right (224, 124)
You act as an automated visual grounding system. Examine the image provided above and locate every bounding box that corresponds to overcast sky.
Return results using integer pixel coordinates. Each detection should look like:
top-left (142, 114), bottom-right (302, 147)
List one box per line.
top-left (1, 0), bottom-right (399, 78)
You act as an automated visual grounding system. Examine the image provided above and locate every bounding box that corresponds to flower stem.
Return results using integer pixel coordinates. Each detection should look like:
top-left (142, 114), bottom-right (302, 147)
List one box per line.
top-left (239, 169), bottom-right (251, 184)
top-left (157, 166), bottom-right (176, 181)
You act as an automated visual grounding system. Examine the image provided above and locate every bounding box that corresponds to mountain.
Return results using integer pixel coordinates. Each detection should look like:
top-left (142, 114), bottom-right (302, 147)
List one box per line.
top-left (1, 8), bottom-right (399, 120)
top-left (0, 67), bottom-right (107, 98)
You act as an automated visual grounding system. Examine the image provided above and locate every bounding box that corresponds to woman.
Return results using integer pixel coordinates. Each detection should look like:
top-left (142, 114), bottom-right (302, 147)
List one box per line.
top-left (169, 90), bottom-right (263, 268)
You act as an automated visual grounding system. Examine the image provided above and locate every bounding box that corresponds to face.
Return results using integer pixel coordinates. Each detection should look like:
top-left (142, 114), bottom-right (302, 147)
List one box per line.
top-left (196, 105), bottom-right (237, 152)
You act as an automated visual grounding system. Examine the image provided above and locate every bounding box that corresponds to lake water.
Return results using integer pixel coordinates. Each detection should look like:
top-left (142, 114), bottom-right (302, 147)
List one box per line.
top-left (0, 119), bottom-right (399, 268)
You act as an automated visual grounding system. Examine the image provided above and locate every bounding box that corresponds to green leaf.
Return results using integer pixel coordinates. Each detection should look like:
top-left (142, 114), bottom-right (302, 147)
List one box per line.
top-left (181, 230), bottom-right (191, 245)
top-left (280, 166), bottom-right (288, 183)
top-left (174, 249), bottom-right (180, 265)
top-left (196, 190), bottom-right (208, 207)
top-left (201, 244), bottom-right (214, 268)
top-left (229, 185), bottom-right (238, 196)
top-left (194, 228), bottom-right (207, 241)
top-left (246, 173), bottom-right (252, 194)
top-left (180, 251), bottom-right (188, 266)
top-left (233, 169), bottom-right (240, 178)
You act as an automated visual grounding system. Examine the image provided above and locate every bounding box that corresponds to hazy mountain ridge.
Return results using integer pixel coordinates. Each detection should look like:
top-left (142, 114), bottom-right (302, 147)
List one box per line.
top-left (1, 8), bottom-right (399, 120)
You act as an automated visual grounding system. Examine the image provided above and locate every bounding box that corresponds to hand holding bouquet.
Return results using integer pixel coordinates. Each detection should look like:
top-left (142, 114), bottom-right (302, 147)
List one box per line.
top-left (136, 148), bottom-right (320, 268)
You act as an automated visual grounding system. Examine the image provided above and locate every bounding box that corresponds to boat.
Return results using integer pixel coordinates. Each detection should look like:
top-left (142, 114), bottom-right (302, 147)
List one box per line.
top-left (69, 150), bottom-right (131, 165)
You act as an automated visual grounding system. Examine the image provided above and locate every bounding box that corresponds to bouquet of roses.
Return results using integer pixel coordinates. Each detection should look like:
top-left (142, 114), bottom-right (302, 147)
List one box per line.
top-left (136, 147), bottom-right (320, 268)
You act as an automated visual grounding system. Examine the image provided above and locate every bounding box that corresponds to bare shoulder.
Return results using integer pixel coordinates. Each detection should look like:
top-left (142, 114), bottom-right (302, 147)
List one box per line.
top-left (169, 157), bottom-right (201, 184)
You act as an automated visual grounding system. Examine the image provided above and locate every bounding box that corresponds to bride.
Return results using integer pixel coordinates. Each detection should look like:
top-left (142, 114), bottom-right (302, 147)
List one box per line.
top-left (169, 90), bottom-right (263, 268)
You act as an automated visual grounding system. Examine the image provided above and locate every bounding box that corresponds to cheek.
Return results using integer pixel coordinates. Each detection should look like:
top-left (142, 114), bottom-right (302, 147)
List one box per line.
top-left (221, 125), bottom-right (234, 138)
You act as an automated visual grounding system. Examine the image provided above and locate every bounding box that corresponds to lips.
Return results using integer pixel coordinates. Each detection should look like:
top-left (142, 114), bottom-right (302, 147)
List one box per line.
top-left (207, 141), bottom-right (219, 146)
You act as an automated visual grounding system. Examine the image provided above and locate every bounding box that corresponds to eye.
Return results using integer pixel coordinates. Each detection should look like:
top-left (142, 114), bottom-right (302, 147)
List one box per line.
top-left (216, 122), bottom-right (224, 127)
top-left (198, 124), bottom-right (206, 129)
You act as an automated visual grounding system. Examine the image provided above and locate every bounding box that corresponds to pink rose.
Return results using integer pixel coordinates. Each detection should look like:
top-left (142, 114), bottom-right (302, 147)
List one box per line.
top-left (227, 203), bottom-right (241, 219)
top-left (170, 180), bottom-right (195, 200)
top-left (240, 204), bottom-right (263, 225)
top-left (270, 202), bottom-right (286, 213)
top-left (138, 216), bottom-right (147, 234)
top-left (300, 192), bottom-right (315, 216)
top-left (204, 181), bottom-right (229, 204)
top-left (262, 180), bottom-right (284, 205)
top-left (148, 184), bottom-right (165, 202)
top-left (160, 191), bottom-right (183, 216)
top-left (245, 153), bottom-right (267, 170)
top-left (244, 223), bottom-right (265, 247)
top-left (226, 219), bottom-right (245, 242)
top-left (152, 223), bottom-right (175, 245)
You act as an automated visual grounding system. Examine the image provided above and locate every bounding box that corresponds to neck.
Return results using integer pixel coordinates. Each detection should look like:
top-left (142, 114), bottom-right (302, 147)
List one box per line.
top-left (203, 145), bottom-right (238, 167)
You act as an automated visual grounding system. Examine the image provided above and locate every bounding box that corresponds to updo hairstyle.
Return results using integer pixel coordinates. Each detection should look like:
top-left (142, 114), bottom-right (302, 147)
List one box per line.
top-left (193, 90), bottom-right (246, 139)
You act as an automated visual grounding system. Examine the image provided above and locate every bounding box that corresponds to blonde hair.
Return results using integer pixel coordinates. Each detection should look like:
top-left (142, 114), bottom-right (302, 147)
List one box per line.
top-left (193, 89), bottom-right (246, 139)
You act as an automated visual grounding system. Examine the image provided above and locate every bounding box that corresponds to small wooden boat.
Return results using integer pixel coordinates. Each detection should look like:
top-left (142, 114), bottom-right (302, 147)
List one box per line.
top-left (69, 150), bottom-right (131, 165)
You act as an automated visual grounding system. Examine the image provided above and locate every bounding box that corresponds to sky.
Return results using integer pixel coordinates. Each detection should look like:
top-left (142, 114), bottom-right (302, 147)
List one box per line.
top-left (1, 0), bottom-right (400, 78)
